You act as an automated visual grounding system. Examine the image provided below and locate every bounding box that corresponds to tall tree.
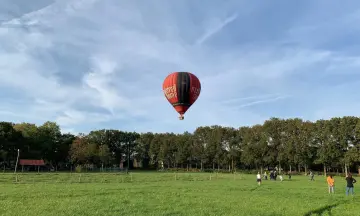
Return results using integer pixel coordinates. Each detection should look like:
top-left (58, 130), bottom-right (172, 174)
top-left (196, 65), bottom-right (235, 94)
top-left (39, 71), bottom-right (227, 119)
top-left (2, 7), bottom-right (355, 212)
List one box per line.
top-left (13, 123), bottom-right (39, 159)
top-left (263, 118), bottom-right (284, 171)
top-left (241, 125), bottom-right (268, 173)
top-left (193, 126), bottom-right (211, 170)
top-left (37, 121), bottom-right (62, 165)
top-left (98, 144), bottom-right (112, 170)
top-left (0, 122), bottom-right (23, 166)
top-left (135, 132), bottom-right (154, 169)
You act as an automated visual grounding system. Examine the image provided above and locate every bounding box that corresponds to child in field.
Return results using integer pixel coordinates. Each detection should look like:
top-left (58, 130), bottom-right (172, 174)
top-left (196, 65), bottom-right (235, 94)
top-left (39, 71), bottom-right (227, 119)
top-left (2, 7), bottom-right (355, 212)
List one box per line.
top-left (345, 173), bottom-right (356, 196)
top-left (326, 175), bottom-right (335, 194)
top-left (256, 172), bottom-right (261, 186)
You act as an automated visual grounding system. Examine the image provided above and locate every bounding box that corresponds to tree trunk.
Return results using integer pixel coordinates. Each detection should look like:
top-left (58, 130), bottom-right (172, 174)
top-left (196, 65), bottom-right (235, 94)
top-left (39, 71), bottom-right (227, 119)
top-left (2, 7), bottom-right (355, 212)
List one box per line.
top-left (260, 166), bottom-right (263, 175)
top-left (279, 161), bottom-right (281, 174)
top-left (323, 164), bottom-right (327, 176)
top-left (304, 164), bottom-right (308, 175)
top-left (345, 164), bottom-right (348, 177)
top-left (212, 163), bottom-right (215, 170)
top-left (200, 161), bottom-right (203, 170)
top-left (358, 166), bottom-right (360, 175)
top-left (289, 165), bottom-right (292, 173)
top-left (186, 164), bottom-right (189, 171)
top-left (298, 164), bottom-right (301, 173)
top-left (231, 158), bottom-right (234, 172)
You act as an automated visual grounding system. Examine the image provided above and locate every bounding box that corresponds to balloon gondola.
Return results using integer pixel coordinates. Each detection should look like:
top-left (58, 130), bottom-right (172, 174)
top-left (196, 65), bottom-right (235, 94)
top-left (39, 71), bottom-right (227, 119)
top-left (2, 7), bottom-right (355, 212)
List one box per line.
top-left (162, 72), bottom-right (201, 120)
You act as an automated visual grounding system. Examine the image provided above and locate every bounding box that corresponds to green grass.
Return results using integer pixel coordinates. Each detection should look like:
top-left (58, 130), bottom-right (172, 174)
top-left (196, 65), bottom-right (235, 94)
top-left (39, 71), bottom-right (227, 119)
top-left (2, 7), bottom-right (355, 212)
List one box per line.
top-left (0, 172), bottom-right (358, 216)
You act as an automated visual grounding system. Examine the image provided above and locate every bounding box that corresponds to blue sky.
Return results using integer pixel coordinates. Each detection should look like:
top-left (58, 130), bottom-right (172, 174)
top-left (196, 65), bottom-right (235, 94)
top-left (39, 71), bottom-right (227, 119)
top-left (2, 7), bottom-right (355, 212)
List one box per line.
top-left (1, 0), bottom-right (360, 134)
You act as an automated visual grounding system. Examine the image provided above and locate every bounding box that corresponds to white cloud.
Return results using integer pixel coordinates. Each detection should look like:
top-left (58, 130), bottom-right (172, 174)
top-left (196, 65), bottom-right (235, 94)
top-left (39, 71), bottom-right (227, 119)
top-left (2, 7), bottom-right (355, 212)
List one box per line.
top-left (1, 0), bottom-right (360, 133)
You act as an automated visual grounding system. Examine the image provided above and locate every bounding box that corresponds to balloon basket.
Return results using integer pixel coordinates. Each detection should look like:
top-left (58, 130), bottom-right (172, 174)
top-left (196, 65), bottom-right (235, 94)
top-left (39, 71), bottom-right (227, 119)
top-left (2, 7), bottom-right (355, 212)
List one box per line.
top-left (178, 115), bottom-right (184, 120)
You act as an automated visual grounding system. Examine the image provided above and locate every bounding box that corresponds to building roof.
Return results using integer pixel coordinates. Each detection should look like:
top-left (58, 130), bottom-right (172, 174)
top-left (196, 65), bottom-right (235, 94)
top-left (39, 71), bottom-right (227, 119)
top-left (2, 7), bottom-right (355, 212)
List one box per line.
top-left (19, 159), bottom-right (45, 166)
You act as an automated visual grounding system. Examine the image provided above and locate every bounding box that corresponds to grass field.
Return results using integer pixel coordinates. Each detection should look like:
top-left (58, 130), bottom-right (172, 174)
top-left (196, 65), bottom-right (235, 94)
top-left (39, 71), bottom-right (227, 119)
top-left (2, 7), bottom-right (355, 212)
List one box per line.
top-left (0, 172), bottom-right (358, 216)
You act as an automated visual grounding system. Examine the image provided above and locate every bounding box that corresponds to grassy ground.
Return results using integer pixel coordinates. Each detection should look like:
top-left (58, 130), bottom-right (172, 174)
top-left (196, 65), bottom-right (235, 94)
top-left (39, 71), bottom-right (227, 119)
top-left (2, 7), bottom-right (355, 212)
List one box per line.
top-left (0, 172), bottom-right (358, 216)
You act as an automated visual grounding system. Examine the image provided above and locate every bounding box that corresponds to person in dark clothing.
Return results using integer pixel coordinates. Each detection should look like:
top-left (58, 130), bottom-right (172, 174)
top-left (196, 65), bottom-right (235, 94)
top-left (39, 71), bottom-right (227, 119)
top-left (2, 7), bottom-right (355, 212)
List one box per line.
top-left (345, 173), bottom-right (356, 196)
top-left (288, 172), bottom-right (292, 180)
top-left (274, 171), bottom-right (277, 181)
top-left (270, 171), bottom-right (274, 180)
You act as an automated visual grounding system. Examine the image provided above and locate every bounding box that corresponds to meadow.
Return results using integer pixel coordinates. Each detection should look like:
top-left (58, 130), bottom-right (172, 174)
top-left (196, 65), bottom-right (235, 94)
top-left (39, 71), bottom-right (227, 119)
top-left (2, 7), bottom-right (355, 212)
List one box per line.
top-left (0, 172), bottom-right (358, 216)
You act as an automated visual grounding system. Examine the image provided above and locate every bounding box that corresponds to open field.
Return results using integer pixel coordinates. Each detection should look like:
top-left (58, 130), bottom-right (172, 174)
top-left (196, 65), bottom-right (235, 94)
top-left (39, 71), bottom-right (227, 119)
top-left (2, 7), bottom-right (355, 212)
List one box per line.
top-left (0, 172), bottom-right (358, 216)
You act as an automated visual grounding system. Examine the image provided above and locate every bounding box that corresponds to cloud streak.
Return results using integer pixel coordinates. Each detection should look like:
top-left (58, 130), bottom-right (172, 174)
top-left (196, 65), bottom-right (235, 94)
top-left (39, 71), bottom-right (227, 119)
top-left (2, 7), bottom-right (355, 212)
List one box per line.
top-left (221, 94), bottom-right (284, 104)
top-left (195, 13), bottom-right (238, 45)
top-left (234, 96), bottom-right (290, 109)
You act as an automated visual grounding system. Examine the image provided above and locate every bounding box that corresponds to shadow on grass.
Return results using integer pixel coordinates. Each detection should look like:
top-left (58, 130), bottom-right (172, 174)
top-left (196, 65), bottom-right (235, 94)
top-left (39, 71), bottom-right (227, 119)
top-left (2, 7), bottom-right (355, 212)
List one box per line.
top-left (250, 186), bottom-right (260, 192)
top-left (303, 200), bottom-right (349, 216)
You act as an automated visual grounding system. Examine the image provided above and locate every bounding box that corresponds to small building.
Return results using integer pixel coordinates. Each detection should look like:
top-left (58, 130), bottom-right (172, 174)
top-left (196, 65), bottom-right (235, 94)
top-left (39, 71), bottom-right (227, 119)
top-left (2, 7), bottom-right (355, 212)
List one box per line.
top-left (19, 159), bottom-right (45, 172)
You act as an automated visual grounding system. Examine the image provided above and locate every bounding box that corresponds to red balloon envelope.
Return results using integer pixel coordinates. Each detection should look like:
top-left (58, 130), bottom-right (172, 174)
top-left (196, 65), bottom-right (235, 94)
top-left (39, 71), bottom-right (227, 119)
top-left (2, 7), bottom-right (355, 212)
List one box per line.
top-left (162, 72), bottom-right (201, 120)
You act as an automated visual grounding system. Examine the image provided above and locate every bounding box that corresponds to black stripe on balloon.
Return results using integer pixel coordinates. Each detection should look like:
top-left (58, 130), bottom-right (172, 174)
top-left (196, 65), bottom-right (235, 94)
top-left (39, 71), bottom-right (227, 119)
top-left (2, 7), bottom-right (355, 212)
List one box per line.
top-left (174, 72), bottom-right (191, 106)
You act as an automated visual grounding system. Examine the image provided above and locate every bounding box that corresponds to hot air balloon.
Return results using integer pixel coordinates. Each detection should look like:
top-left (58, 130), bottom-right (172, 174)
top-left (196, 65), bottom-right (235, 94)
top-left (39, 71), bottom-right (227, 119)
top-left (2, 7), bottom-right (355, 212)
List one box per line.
top-left (162, 72), bottom-right (201, 120)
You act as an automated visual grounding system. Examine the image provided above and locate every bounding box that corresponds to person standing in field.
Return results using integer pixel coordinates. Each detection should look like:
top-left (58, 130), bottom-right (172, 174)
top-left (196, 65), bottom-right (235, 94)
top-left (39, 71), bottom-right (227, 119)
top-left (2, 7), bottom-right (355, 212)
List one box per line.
top-left (327, 175), bottom-right (335, 194)
top-left (309, 171), bottom-right (315, 181)
top-left (345, 173), bottom-right (356, 196)
top-left (257, 172), bottom-right (262, 186)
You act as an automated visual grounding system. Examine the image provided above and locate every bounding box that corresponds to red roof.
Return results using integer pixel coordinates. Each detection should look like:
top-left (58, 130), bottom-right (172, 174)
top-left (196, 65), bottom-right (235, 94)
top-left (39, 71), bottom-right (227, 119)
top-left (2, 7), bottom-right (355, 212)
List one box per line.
top-left (19, 159), bottom-right (45, 166)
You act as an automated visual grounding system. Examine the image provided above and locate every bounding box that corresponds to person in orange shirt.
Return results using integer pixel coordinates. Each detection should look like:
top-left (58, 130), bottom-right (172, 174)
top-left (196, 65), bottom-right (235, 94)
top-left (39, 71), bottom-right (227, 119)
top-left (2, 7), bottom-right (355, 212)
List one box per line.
top-left (327, 175), bottom-right (335, 194)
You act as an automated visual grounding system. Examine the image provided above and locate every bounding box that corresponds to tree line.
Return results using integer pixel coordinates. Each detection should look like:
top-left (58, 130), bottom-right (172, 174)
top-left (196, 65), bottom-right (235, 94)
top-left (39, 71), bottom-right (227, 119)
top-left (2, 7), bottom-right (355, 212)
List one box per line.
top-left (0, 116), bottom-right (359, 175)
